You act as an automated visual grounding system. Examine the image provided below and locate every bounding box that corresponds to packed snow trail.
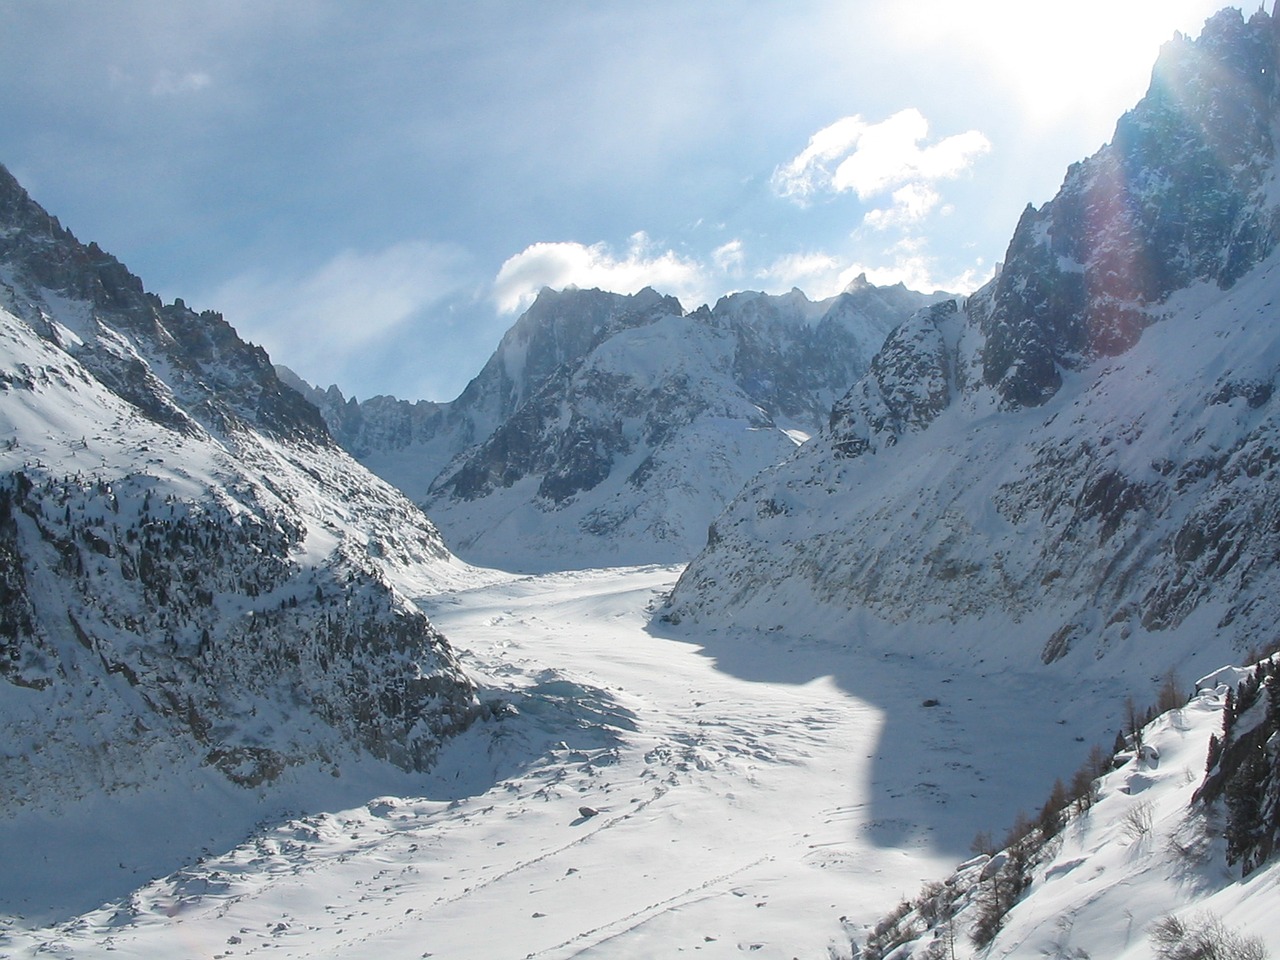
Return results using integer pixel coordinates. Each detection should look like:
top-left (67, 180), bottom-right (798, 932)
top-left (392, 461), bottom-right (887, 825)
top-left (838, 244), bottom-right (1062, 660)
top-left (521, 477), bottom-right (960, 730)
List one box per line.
top-left (2, 565), bottom-right (1116, 959)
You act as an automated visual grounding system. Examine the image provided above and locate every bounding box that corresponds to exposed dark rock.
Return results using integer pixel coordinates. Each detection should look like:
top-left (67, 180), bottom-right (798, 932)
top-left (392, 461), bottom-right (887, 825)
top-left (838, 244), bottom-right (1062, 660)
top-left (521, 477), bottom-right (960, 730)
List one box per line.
top-left (665, 7), bottom-right (1280, 659)
top-left (0, 164), bottom-right (329, 445)
top-left (829, 299), bottom-right (958, 458)
top-left (303, 280), bottom-right (941, 566)
top-left (976, 9), bottom-right (1280, 410)
top-left (0, 166), bottom-right (480, 797)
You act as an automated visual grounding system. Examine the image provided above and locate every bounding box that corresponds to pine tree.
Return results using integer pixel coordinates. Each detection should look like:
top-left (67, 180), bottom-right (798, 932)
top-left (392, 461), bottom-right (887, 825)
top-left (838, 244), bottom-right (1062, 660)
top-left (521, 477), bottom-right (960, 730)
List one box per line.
top-left (1206, 733), bottom-right (1223, 774)
top-left (1125, 695), bottom-right (1145, 752)
top-left (1037, 778), bottom-right (1071, 839)
top-left (1224, 746), bottom-right (1268, 873)
top-left (1155, 669), bottom-right (1184, 713)
top-left (1070, 762), bottom-right (1098, 813)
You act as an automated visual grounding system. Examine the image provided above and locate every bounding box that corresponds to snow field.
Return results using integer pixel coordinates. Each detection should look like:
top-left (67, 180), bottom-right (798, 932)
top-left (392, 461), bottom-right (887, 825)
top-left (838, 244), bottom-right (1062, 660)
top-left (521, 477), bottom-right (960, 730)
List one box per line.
top-left (2, 564), bottom-right (1144, 959)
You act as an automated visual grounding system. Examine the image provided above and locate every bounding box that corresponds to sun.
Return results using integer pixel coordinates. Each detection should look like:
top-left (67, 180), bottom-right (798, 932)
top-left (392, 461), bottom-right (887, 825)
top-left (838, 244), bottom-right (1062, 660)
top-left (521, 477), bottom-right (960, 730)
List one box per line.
top-left (878, 1), bottom-right (1247, 132)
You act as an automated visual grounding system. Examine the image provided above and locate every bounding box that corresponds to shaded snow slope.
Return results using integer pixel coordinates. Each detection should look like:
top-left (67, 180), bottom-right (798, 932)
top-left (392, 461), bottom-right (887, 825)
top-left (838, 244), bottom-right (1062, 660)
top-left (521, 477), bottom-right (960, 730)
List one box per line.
top-left (301, 279), bottom-right (941, 571)
top-left (668, 7), bottom-right (1280, 677)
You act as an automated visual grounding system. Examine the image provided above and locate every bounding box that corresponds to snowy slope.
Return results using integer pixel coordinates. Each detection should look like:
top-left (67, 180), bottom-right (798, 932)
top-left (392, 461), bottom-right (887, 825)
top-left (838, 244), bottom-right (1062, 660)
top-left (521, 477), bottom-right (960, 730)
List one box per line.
top-left (0, 164), bottom-right (487, 820)
top-left (851, 659), bottom-right (1280, 959)
top-left (301, 279), bottom-right (940, 571)
top-left (9, 8), bottom-right (1280, 959)
top-left (667, 8), bottom-right (1280, 678)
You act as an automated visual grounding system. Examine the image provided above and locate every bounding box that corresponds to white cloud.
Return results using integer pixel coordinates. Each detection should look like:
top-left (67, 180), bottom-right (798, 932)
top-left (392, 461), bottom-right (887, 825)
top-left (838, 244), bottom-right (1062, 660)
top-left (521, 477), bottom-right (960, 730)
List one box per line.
top-left (756, 252), bottom-right (843, 294)
top-left (759, 239), bottom-right (991, 300)
top-left (150, 70), bottom-right (212, 96)
top-left (863, 182), bottom-right (942, 230)
top-left (770, 116), bottom-right (868, 203)
top-left (772, 108), bottom-right (990, 213)
top-left (712, 239), bottom-right (746, 275)
top-left (198, 239), bottom-right (473, 386)
top-left (848, 240), bottom-right (946, 294)
top-left (846, 239), bottom-right (993, 295)
top-left (493, 233), bottom-right (711, 313)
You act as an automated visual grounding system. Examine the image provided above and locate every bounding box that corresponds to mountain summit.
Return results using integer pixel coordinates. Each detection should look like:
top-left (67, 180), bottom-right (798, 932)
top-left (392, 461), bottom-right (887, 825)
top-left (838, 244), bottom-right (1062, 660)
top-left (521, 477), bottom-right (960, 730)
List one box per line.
top-left (977, 7), bottom-right (1280, 409)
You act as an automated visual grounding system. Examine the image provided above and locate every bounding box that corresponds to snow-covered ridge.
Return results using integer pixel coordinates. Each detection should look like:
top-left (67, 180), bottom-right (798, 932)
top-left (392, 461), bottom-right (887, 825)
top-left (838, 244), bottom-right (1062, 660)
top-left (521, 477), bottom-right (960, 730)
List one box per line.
top-left (976, 7), bottom-right (1280, 410)
top-left (851, 656), bottom-right (1280, 959)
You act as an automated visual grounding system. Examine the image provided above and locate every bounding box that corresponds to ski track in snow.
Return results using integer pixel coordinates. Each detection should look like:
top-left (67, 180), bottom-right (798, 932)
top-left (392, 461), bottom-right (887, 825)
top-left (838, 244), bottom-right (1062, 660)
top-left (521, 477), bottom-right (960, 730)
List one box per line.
top-left (1, 564), bottom-right (1115, 959)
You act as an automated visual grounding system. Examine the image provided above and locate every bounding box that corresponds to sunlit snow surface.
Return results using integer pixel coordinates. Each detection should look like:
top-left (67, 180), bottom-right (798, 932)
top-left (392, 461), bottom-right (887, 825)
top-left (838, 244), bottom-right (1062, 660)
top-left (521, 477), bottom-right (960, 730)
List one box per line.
top-left (1, 565), bottom-right (1138, 959)
top-left (987, 680), bottom-right (1280, 960)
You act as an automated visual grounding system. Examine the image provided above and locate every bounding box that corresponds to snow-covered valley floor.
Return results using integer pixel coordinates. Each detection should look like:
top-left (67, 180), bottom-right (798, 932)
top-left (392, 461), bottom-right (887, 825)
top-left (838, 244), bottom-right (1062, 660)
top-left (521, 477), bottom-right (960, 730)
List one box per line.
top-left (2, 565), bottom-right (1128, 959)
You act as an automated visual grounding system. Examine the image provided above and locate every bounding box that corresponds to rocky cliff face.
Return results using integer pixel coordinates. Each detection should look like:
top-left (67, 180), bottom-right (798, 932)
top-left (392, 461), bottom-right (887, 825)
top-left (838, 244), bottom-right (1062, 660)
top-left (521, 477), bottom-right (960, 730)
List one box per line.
top-left (0, 165), bottom-right (481, 806)
top-left (664, 8), bottom-right (1280, 675)
top-left (0, 167), bottom-right (329, 444)
top-left (303, 280), bottom-right (939, 570)
top-left (976, 8), bottom-right (1280, 409)
top-left (827, 299), bottom-right (960, 458)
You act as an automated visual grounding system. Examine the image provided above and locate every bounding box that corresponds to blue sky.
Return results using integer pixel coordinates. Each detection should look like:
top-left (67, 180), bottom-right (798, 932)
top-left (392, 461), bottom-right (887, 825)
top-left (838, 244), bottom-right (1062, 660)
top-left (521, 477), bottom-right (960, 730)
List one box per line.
top-left (0, 1), bottom-right (1242, 402)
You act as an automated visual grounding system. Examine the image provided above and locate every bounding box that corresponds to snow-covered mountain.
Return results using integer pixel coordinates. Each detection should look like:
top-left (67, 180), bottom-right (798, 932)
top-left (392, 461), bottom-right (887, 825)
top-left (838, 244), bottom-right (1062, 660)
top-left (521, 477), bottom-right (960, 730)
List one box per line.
top-left (296, 279), bottom-right (941, 570)
top-left (666, 7), bottom-right (1280, 677)
top-left (0, 163), bottom-right (484, 811)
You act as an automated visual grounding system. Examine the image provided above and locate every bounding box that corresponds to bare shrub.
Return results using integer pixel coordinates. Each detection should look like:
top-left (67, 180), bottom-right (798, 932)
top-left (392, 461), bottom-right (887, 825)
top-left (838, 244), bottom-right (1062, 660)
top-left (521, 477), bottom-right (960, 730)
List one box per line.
top-left (1150, 912), bottom-right (1269, 960)
top-left (1122, 799), bottom-right (1155, 842)
top-left (915, 880), bottom-right (950, 926)
top-left (859, 898), bottom-right (919, 960)
top-left (970, 830), bottom-right (996, 857)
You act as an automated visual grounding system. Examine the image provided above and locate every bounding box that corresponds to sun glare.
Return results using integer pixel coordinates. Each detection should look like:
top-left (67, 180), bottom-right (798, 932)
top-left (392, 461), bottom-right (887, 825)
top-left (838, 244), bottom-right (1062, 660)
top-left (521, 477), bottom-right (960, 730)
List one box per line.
top-left (880, 1), bottom-right (1245, 131)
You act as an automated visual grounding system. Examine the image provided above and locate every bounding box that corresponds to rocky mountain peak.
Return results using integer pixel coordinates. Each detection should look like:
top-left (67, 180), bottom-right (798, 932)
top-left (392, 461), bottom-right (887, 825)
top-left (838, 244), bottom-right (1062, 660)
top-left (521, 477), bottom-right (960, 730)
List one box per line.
top-left (0, 166), bottom-right (481, 803)
top-left (665, 6), bottom-right (1280, 677)
top-left (975, 7), bottom-right (1280, 409)
top-left (303, 279), bottom-right (939, 569)
top-left (491, 285), bottom-right (684, 407)
top-left (0, 164), bottom-right (328, 445)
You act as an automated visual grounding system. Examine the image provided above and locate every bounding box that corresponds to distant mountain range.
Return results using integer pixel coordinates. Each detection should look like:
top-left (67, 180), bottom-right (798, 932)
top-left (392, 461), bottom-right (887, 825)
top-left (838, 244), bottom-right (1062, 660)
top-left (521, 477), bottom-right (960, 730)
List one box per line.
top-left (2, 4), bottom-right (1280, 951)
top-left (288, 280), bottom-right (945, 570)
